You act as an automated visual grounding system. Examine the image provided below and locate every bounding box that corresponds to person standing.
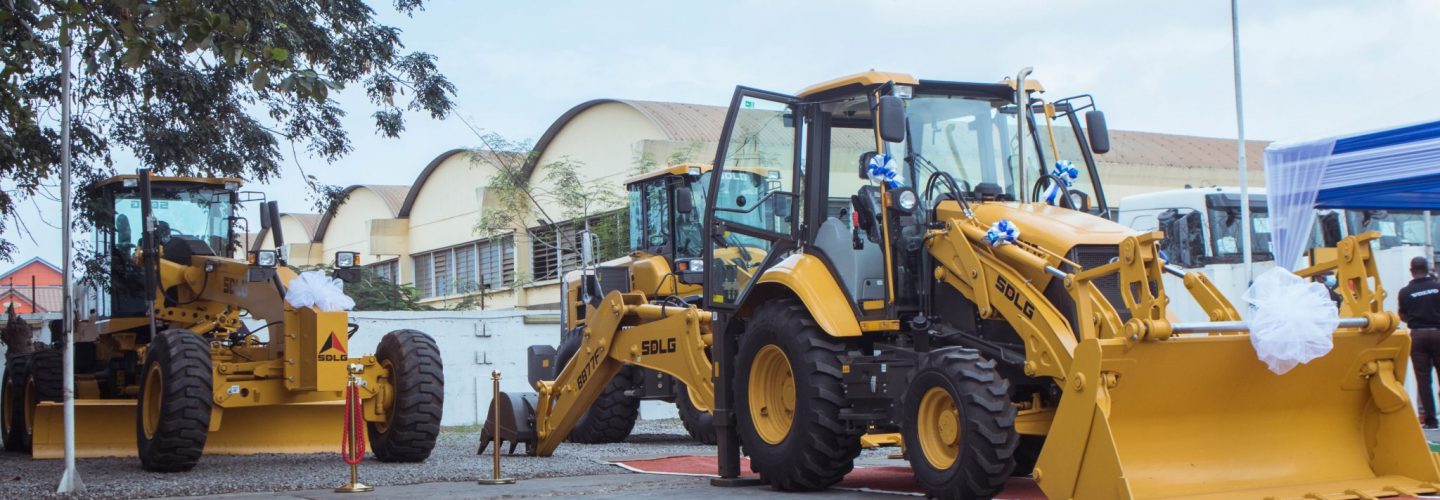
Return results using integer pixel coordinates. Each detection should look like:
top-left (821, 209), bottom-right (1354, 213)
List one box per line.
top-left (1399, 256), bottom-right (1440, 429)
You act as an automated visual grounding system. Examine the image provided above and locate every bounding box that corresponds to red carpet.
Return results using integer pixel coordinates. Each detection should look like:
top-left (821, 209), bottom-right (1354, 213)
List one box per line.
top-left (609, 455), bottom-right (1044, 498)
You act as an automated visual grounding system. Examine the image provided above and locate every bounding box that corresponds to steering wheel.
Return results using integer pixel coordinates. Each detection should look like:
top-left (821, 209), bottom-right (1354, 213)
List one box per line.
top-left (1030, 174), bottom-right (1077, 210)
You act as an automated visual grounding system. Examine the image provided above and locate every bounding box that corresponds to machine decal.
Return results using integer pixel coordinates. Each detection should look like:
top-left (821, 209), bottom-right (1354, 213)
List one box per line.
top-left (641, 338), bottom-right (677, 356)
top-left (995, 275), bottom-right (1036, 319)
top-left (318, 332), bottom-right (348, 361)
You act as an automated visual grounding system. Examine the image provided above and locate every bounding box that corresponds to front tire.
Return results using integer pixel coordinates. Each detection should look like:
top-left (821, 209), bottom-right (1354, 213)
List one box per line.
top-left (736, 298), bottom-right (861, 491)
top-left (136, 330), bottom-right (213, 472)
top-left (368, 329), bottom-right (444, 462)
top-left (554, 326), bottom-right (639, 443)
top-left (901, 347), bottom-right (1018, 500)
top-left (2, 354), bottom-right (32, 451)
top-left (676, 382), bottom-right (716, 445)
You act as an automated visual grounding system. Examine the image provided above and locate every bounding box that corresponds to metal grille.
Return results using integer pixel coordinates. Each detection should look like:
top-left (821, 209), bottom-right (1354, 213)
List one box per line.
top-left (595, 266), bottom-right (631, 296)
top-left (1070, 245), bottom-right (1130, 321)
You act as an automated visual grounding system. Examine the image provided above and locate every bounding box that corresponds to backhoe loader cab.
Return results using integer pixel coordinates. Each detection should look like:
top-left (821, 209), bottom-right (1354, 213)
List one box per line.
top-left (0, 170), bottom-right (444, 471)
top-left (701, 71), bottom-right (1438, 499)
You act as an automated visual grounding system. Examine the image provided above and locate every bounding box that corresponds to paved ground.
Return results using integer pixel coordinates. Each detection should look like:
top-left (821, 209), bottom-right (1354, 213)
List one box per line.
top-left (0, 419), bottom-right (901, 499)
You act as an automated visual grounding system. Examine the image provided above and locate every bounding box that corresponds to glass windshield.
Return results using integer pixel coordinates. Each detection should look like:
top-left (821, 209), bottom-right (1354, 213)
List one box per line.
top-left (903, 94), bottom-right (1040, 203)
top-left (1030, 105), bottom-right (1099, 212)
top-left (1348, 209), bottom-right (1426, 249)
top-left (114, 186), bottom-right (234, 256)
top-left (1206, 201), bottom-right (1273, 262)
top-left (693, 170), bottom-right (770, 250)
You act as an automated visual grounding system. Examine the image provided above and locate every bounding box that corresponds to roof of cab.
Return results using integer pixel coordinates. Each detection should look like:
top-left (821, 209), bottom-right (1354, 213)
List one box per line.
top-left (797, 71), bottom-right (919, 97)
top-left (89, 174), bottom-right (243, 190)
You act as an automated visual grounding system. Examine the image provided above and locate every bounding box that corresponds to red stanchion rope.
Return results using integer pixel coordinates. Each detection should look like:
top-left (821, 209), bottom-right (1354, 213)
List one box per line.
top-left (340, 380), bottom-right (366, 465)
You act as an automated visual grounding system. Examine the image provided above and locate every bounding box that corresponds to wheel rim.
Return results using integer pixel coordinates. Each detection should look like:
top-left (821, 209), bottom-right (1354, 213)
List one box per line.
top-left (374, 360), bottom-right (395, 433)
top-left (142, 363), bottom-right (163, 440)
top-left (917, 386), bottom-right (961, 470)
top-left (23, 379), bottom-right (35, 436)
top-left (748, 344), bottom-right (795, 445)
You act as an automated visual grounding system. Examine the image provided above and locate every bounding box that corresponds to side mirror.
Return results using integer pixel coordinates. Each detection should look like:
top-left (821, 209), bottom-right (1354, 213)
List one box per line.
top-left (259, 203), bottom-right (272, 231)
top-left (675, 187), bottom-right (693, 214)
top-left (877, 95), bottom-right (906, 143)
top-left (1085, 110), bottom-right (1110, 154)
top-left (768, 193), bottom-right (794, 219)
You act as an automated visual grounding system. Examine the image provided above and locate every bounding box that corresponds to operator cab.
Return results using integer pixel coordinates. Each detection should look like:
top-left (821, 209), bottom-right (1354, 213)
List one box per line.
top-left (703, 71), bottom-right (1112, 321)
top-left (85, 175), bottom-right (242, 319)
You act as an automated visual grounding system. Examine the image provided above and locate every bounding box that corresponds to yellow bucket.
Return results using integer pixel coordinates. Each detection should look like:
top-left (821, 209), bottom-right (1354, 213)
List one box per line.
top-left (1037, 330), bottom-right (1440, 499)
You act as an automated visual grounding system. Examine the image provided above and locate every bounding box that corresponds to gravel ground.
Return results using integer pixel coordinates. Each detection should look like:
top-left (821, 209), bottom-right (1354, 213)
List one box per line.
top-left (0, 418), bottom-right (771, 500)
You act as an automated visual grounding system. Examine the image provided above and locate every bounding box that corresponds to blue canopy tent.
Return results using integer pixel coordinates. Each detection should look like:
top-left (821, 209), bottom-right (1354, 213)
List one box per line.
top-left (1264, 119), bottom-right (1440, 270)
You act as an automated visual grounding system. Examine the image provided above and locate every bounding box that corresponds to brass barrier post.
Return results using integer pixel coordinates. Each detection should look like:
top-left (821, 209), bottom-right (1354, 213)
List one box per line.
top-left (478, 370), bottom-right (516, 485)
top-left (336, 374), bottom-right (373, 493)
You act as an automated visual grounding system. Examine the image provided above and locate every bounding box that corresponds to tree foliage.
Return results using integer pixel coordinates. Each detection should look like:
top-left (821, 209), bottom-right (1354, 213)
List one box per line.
top-left (0, 0), bottom-right (456, 260)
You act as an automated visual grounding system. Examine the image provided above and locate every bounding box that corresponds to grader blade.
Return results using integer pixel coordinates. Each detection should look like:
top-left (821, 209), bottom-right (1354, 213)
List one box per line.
top-left (478, 391), bottom-right (539, 456)
top-left (1037, 330), bottom-right (1440, 500)
top-left (33, 400), bottom-right (343, 459)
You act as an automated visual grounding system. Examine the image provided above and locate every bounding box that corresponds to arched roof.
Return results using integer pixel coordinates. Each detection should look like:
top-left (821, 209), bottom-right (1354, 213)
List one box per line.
top-left (312, 185), bottom-right (410, 241)
top-left (249, 213), bottom-right (321, 251)
top-left (523, 99), bottom-right (728, 178)
top-left (397, 148), bottom-right (469, 218)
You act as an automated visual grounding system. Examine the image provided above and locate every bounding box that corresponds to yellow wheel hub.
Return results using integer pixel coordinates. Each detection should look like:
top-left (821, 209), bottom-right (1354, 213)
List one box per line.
top-left (142, 363), bottom-right (163, 440)
top-left (748, 344), bottom-right (795, 445)
top-left (373, 360), bottom-right (395, 433)
top-left (917, 386), bottom-right (961, 470)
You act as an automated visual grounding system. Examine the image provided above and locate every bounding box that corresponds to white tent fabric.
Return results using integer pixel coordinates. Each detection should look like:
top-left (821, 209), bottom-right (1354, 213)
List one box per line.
top-left (1263, 138), bottom-right (1336, 270)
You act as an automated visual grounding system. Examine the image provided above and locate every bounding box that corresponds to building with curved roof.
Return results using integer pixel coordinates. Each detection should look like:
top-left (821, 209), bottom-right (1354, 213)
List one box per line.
top-left (253, 96), bottom-right (1269, 310)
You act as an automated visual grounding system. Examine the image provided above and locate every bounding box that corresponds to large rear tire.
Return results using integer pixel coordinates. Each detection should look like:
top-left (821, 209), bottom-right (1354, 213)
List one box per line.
top-left (736, 298), bottom-right (861, 491)
top-left (29, 348), bottom-right (62, 402)
top-left (2, 354), bottom-right (32, 451)
top-left (554, 326), bottom-right (639, 444)
top-left (676, 382), bottom-right (716, 445)
top-left (136, 330), bottom-right (213, 472)
top-left (368, 329), bottom-right (444, 462)
top-left (901, 347), bottom-right (1017, 500)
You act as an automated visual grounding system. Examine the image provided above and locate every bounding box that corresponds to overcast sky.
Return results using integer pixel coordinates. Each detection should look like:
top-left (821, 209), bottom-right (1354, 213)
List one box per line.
top-left (8, 0), bottom-right (1439, 264)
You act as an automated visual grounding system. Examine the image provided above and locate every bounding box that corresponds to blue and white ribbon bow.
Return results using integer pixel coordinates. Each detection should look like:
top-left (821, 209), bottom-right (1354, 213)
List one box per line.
top-left (1043, 160), bottom-right (1080, 206)
top-left (866, 153), bottom-right (904, 189)
top-left (984, 219), bottom-right (1019, 246)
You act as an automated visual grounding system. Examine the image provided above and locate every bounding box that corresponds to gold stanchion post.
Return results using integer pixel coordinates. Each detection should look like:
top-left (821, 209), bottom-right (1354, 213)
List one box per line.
top-left (336, 374), bottom-right (374, 493)
top-left (478, 370), bottom-right (516, 485)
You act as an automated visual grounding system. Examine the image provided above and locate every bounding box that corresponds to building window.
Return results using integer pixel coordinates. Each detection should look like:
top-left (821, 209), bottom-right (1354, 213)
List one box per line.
top-left (412, 254), bottom-right (433, 298)
top-left (412, 235), bottom-right (516, 299)
top-left (367, 259), bottom-right (399, 284)
top-left (529, 209), bottom-right (628, 281)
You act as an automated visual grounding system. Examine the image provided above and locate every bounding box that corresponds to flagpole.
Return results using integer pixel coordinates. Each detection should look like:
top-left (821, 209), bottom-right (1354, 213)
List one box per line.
top-left (1232, 0), bottom-right (1253, 282)
top-left (56, 17), bottom-right (85, 495)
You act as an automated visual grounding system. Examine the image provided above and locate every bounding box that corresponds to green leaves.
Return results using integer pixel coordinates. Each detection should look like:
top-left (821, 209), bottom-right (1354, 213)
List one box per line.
top-left (269, 47), bottom-right (289, 62)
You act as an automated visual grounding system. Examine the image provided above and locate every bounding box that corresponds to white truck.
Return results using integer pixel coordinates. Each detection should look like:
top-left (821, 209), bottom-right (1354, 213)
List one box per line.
top-left (1119, 187), bottom-right (1428, 322)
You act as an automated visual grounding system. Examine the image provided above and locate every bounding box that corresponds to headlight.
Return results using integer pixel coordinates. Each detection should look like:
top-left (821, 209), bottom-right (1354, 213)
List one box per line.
top-left (335, 251), bottom-right (359, 269)
top-left (688, 166), bottom-right (703, 177)
top-left (687, 259), bottom-right (704, 273)
top-left (896, 189), bottom-right (918, 212)
top-left (255, 250), bottom-right (278, 267)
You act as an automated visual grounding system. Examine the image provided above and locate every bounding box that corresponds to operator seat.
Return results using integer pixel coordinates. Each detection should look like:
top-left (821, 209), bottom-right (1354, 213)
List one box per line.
top-left (812, 217), bottom-right (886, 302)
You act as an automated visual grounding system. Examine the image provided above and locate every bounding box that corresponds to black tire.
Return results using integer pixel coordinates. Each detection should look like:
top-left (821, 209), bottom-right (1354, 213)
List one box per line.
top-left (900, 347), bottom-right (1018, 500)
top-left (1011, 435), bottom-right (1044, 477)
top-left (736, 298), bottom-right (861, 491)
top-left (676, 382), bottom-right (716, 445)
top-left (368, 329), bottom-right (444, 462)
top-left (554, 326), bottom-right (639, 443)
top-left (29, 348), bottom-right (62, 402)
top-left (2, 354), bottom-right (32, 451)
top-left (136, 330), bottom-right (213, 472)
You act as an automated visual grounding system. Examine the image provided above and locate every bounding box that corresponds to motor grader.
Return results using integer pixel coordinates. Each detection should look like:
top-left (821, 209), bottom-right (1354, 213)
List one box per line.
top-left (0, 170), bottom-right (444, 471)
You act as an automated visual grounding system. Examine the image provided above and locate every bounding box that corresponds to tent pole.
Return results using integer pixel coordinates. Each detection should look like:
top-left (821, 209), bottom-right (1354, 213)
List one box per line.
top-left (56, 20), bottom-right (85, 495)
top-left (1231, 0), bottom-right (1253, 280)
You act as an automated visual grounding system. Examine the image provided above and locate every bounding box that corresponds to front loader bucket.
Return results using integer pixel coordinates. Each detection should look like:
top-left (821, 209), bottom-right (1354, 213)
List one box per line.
top-left (478, 391), bottom-right (539, 456)
top-left (33, 399), bottom-right (343, 459)
top-left (1038, 330), bottom-right (1440, 500)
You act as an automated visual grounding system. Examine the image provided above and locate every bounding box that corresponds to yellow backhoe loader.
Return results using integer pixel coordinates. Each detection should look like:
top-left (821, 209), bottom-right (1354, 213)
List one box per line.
top-left (0, 170), bottom-right (444, 471)
top-left (682, 70), bottom-right (1436, 499)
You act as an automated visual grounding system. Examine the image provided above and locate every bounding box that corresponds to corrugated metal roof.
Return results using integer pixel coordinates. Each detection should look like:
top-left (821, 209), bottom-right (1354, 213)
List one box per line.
top-left (0, 286), bottom-right (63, 312)
top-left (620, 100), bottom-right (728, 143)
top-left (1098, 130), bottom-right (1269, 171)
top-left (289, 213), bottom-right (322, 240)
top-left (365, 185), bottom-right (411, 217)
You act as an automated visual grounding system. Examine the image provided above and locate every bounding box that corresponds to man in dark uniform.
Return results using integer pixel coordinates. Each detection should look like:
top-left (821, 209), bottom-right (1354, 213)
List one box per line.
top-left (1399, 256), bottom-right (1440, 429)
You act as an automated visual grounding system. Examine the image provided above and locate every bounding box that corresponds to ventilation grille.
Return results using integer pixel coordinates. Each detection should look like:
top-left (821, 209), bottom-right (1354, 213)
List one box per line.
top-left (1070, 245), bottom-right (1130, 321)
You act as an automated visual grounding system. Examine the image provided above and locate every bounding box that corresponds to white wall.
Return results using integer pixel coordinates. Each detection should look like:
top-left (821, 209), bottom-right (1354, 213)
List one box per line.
top-left (339, 309), bottom-right (676, 427)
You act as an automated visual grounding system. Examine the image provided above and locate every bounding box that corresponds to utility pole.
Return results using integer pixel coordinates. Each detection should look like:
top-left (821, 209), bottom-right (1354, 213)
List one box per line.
top-left (1232, 0), bottom-right (1253, 281)
top-left (57, 18), bottom-right (85, 494)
